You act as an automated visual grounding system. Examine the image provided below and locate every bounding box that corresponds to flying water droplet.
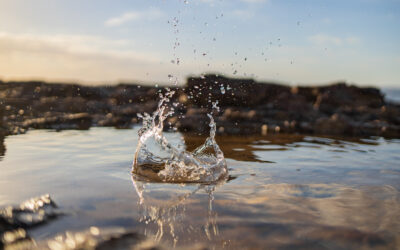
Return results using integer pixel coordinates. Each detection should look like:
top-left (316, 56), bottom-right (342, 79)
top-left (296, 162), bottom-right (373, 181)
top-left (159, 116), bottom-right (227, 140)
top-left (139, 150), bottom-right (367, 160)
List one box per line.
top-left (220, 84), bottom-right (225, 94)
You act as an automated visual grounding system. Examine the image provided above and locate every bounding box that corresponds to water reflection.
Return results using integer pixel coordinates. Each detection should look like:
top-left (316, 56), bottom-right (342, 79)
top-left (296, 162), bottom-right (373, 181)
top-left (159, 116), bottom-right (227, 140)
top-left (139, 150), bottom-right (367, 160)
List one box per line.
top-left (0, 128), bottom-right (399, 249)
top-left (131, 176), bottom-right (400, 249)
top-left (183, 133), bottom-right (381, 164)
top-left (212, 183), bottom-right (399, 249)
top-left (131, 175), bottom-right (226, 248)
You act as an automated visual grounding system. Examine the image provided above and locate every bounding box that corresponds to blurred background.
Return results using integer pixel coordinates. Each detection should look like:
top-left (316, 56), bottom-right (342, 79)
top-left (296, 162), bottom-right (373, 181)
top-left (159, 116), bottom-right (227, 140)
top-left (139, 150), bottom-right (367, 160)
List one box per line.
top-left (0, 0), bottom-right (399, 87)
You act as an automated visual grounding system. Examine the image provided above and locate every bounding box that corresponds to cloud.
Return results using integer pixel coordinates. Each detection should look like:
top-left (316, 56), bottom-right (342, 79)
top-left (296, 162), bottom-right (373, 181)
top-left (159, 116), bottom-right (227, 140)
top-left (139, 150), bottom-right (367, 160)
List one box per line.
top-left (229, 9), bottom-right (255, 19)
top-left (0, 32), bottom-right (159, 62)
top-left (198, 0), bottom-right (268, 4)
top-left (308, 34), bottom-right (360, 46)
top-left (240, 0), bottom-right (268, 3)
top-left (105, 9), bottom-right (164, 27)
top-left (0, 32), bottom-right (168, 83)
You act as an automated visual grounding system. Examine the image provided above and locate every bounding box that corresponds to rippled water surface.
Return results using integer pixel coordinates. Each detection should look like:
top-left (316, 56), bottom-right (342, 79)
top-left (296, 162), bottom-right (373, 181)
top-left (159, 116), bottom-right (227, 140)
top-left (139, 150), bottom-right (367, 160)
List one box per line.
top-left (0, 128), bottom-right (399, 249)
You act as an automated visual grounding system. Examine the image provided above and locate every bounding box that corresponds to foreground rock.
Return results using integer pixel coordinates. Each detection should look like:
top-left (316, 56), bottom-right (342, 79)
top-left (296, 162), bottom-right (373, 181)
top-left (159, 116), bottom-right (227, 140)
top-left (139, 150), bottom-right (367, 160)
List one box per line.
top-left (0, 75), bottom-right (399, 138)
top-left (1, 196), bottom-right (205, 250)
top-left (0, 194), bottom-right (60, 248)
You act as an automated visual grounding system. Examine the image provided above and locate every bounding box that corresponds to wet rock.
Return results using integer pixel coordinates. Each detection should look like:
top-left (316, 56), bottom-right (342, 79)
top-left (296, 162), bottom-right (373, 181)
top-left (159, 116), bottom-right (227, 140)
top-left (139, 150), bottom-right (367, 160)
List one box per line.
top-left (1, 194), bottom-right (60, 248)
top-left (22, 113), bottom-right (92, 130)
top-left (1, 196), bottom-right (159, 250)
top-left (4, 226), bottom-right (207, 250)
top-left (314, 114), bottom-right (353, 135)
top-left (0, 194), bottom-right (59, 229)
top-left (314, 83), bottom-right (384, 115)
top-left (0, 102), bottom-right (4, 127)
top-left (221, 108), bottom-right (259, 121)
top-left (97, 114), bottom-right (133, 129)
top-left (0, 134), bottom-right (5, 158)
top-left (40, 227), bottom-right (147, 250)
top-left (0, 102), bottom-right (6, 155)
top-left (0, 195), bottom-right (209, 250)
top-left (178, 108), bottom-right (210, 133)
top-left (380, 104), bottom-right (400, 125)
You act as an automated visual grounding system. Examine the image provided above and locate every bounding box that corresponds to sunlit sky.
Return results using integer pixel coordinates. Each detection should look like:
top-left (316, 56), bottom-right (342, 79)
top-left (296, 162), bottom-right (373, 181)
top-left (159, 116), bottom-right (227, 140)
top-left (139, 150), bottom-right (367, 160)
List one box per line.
top-left (0, 0), bottom-right (399, 87)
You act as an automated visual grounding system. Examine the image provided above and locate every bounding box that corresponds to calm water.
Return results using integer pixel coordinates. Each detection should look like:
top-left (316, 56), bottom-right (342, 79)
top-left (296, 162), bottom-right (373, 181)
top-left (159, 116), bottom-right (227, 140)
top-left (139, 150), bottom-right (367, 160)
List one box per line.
top-left (382, 87), bottom-right (400, 103)
top-left (0, 128), bottom-right (399, 249)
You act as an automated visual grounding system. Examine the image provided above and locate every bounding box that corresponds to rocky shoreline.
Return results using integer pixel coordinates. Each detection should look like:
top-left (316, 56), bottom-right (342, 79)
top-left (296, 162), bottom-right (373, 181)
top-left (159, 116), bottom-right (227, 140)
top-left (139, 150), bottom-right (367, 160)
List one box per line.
top-left (1, 74), bottom-right (399, 140)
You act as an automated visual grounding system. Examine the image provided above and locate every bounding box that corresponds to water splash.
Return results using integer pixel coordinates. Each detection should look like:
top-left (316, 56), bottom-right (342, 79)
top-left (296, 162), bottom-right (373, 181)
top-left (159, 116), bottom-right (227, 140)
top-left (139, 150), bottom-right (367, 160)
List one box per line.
top-left (132, 91), bottom-right (227, 183)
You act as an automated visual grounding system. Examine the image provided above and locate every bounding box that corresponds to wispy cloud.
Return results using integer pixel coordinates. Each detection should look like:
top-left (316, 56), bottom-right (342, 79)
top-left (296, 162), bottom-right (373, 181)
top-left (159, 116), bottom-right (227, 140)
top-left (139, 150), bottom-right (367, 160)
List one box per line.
top-left (0, 32), bottom-right (165, 83)
top-left (229, 9), bottom-right (255, 19)
top-left (198, 0), bottom-right (268, 4)
top-left (240, 0), bottom-right (268, 3)
top-left (308, 34), bottom-right (360, 46)
top-left (0, 32), bottom-right (159, 62)
top-left (104, 9), bottom-right (164, 27)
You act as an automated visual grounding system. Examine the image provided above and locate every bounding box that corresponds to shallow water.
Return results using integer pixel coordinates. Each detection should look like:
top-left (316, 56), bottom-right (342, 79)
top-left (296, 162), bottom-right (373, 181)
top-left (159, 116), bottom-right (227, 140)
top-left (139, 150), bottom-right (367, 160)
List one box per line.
top-left (0, 127), bottom-right (399, 249)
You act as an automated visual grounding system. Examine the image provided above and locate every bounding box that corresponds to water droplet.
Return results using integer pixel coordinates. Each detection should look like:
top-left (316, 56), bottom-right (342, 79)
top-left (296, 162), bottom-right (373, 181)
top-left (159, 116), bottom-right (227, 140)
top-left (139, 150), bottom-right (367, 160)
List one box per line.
top-left (220, 85), bottom-right (225, 94)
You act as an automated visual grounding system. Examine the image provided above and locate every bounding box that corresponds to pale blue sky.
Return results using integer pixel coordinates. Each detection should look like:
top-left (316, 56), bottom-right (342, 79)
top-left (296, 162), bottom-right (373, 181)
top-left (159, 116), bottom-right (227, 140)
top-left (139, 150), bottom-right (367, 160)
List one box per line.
top-left (0, 0), bottom-right (399, 87)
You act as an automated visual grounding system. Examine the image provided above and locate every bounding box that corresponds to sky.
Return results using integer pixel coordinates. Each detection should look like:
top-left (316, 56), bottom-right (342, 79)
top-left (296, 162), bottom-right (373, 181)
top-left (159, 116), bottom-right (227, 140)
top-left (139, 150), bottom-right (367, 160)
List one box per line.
top-left (0, 0), bottom-right (399, 87)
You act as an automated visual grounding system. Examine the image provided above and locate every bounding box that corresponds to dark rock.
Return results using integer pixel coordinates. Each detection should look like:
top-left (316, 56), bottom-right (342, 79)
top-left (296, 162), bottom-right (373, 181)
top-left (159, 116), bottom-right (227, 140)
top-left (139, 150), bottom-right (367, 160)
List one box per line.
top-left (0, 134), bottom-right (5, 158)
top-left (178, 108), bottom-right (210, 133)
top-left (186, 74), bottom-right (290, 107)
top-left (314, 114), bottom-right (353, 135)
top-left (0, 102), bottom-right (4, 127)
top-left (0, 75), bottom-right (398, 137)
top-left (313, 83), bottom-right (384, 114)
